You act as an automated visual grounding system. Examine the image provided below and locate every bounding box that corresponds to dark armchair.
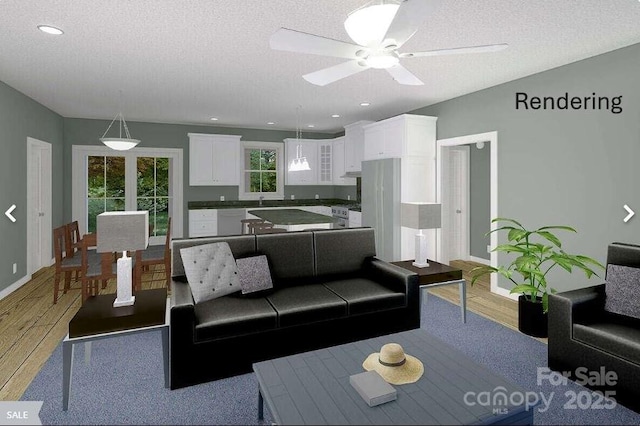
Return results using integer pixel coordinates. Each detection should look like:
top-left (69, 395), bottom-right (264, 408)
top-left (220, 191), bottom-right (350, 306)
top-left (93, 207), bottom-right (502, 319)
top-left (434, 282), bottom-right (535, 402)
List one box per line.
top-left (548, 242), bottom-right (640, 413)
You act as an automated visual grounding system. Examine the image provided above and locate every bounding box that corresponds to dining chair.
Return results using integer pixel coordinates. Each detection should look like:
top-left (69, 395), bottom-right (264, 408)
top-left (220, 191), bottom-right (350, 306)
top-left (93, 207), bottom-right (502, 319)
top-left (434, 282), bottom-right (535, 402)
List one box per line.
top-left (80, 233), bottom-right (117, 302)
top-left (134, 217), bottom-right (172, 291)
top-left (241, 218), bottom-right (265, 234)
top-left (53, 225), bottom-right (84, 304)
top-left (248, 221), bottom-right (274, 234)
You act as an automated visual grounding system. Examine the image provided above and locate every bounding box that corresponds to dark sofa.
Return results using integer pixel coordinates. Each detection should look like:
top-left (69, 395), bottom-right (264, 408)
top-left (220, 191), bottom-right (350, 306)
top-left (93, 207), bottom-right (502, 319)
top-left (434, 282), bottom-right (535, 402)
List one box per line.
top-left (169, 227), bottom-right (420, 389)
top-left (548, 242), bottom-right (640, 412)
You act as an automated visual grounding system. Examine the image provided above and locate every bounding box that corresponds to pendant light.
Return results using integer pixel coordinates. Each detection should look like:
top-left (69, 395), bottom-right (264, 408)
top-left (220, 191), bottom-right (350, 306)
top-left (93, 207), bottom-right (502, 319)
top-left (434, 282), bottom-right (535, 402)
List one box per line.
top-left (100, 91), bottom-right (140, 151)
top-left (288, 105), bottom-right (311, 172)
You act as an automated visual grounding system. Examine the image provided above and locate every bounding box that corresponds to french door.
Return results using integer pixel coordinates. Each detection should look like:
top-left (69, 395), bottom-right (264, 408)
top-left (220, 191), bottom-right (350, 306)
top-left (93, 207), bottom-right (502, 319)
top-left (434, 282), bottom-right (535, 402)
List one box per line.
top-left (72, 146), bottom-right (183, 244)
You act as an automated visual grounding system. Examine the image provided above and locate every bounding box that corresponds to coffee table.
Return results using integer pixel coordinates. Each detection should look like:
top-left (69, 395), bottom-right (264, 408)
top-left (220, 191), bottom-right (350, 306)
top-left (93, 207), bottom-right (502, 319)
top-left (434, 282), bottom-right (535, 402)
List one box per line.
top-left (391, 260), bottom-right (466, 323)
top-left (253, 329), bottom-right (535, 425)
top-left (62, 288), bottom-right (169, 410)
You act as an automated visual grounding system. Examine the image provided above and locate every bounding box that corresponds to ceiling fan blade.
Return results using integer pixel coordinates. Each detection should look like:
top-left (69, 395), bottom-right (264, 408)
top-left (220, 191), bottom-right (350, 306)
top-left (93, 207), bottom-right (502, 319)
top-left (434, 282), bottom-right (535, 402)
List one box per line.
top-left (385, 64), bottom-right (424, 86)
top-left (270, 28), bottom-right (363, 59)
top-left (382, 0), bottom-right (439, 48)
top-left (402, 43), bottom-right (509, 58)
top-left (303, 60), bottom-right (369, 86)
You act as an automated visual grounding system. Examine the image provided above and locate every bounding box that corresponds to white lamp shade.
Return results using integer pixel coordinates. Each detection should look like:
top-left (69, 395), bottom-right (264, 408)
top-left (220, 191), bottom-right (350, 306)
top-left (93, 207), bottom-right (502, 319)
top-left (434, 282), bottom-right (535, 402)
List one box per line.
top-left (97, 211), bottom-right (149, 252)
top-left (344, 2), bottom-right (400, 47)
top-left (100, 138), bottom-right (140, 151)
top-left (401, 203), bottom-right (442, 230)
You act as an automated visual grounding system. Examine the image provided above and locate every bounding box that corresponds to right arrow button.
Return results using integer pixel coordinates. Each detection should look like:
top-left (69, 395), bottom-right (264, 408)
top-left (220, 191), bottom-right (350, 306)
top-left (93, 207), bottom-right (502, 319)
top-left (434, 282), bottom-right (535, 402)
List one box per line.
top-left (623, 204), bottom-right (635, 223)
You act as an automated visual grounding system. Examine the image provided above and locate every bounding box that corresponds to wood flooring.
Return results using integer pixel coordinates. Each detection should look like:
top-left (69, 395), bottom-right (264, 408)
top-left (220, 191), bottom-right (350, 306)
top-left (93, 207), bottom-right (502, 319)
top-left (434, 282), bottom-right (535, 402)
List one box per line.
top-left (0, 258), bottom-right (530, 401)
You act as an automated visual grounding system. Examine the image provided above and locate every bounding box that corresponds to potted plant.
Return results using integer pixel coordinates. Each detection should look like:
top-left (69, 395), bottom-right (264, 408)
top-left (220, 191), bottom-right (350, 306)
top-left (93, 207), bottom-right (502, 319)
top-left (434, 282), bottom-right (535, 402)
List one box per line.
top-left (470, 218), bottom-right (604, 338)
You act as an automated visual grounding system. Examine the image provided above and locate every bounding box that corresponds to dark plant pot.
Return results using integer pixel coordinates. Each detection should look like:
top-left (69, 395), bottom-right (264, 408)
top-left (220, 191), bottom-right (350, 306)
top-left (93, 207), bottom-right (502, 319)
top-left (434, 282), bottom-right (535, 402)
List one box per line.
top-left (518, 295), bottom-right (548, 338)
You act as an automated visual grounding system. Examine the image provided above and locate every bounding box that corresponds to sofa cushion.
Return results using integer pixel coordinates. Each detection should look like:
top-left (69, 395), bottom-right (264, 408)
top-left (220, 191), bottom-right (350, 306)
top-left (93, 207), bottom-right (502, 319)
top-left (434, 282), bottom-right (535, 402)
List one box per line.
top-left (323, 278), bottom-right (406, 316)
top-left (573, 319), bottom-right (640, 366)
top-left (180, 242), bottom-right (241, 304)
top-left (172, 235), bottom-right (256, 277)
top-left (266, 284), bottom-right (347, 327)
top-left (604, 264), bottom-right (640, 320)
top-left (236, 255), bottom-right (274, 295)
top-left (314, 228), bottom-right (376, 276)
top-left (256, 232), bottom-right (315, 287)
top-left (194, 296), bottom-right (277, 341)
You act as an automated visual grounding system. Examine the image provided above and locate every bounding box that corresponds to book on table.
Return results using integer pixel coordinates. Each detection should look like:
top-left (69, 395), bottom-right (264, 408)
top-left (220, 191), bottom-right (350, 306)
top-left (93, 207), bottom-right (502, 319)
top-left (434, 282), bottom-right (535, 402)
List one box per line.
top-left (349, 370), bottom-right (397, 407)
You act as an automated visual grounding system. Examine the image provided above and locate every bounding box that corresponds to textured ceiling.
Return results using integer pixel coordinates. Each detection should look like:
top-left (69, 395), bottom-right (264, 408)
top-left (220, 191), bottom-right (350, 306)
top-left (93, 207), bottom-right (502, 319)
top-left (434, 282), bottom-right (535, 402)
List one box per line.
top-left (1, 0), bottom-right (639, 133)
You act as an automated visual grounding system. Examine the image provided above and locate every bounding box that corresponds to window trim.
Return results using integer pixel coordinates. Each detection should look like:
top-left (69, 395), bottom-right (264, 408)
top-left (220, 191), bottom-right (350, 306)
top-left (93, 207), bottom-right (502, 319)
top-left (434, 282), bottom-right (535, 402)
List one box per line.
top-left (239, 141), bottom-right (284, 200)
top-left (72, 145), bottom-right (184, 243)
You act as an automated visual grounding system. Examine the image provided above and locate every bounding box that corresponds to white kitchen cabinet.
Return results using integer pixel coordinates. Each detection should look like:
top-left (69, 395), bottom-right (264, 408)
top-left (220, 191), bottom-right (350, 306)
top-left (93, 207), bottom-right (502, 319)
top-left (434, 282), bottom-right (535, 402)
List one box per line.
top-left (189, 209), bottom-right (218, 237)
top-left (363, 114), bottom-right (437, 161)
top-left (284, 138), bottom-right (321, 185)
top-left (318, 141), bottom-right (333, 185)
top-left (344, 120), bottom-right (374, 173)
top-left (188, 133), bottom-right (241, 186)
top-left (332, 137), bottom-right (356, 186)
top-left (348, 210), bottom-right (362, 228)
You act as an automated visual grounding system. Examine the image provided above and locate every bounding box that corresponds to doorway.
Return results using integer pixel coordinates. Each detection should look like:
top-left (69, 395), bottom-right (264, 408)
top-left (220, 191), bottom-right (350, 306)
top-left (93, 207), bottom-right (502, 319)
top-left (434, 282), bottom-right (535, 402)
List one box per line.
top-left (436, 132), bottom-right (508, 298)
top-left (27, 137), bottom-right (52, 276)
top-left (445, 146), bottom-right (470, 261)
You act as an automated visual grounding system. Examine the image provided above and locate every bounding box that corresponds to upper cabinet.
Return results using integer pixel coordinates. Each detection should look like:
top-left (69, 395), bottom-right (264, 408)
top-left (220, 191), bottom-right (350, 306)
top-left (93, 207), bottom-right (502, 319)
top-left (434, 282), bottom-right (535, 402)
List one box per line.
top-left (284, 138), bottom-right (319, 185)
top-left (318, 141), bottom-right (333, 185)
top-left (363, 114), bottom-right (438, 161)
top-left (344, 120), bottom-right (374, 173)
top-left (332, 136), bottom-right (355, 186)
top-left (188, 133), bottom-right (241, 186)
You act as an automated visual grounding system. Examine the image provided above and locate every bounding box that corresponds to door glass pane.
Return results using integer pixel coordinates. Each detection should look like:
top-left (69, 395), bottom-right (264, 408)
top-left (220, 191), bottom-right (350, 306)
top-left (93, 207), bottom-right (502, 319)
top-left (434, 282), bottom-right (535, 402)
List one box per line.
top-left (137, 157), bottom-right (170, 236)
top-left (87, 156), bottom-right (125, 233)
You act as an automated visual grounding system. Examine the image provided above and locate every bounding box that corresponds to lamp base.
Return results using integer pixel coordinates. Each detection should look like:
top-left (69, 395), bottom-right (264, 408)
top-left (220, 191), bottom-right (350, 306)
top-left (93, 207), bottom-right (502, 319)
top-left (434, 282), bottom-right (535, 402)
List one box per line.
top-left (412, 261), bottom-right (430, 268)
top-left (413, 230), bottom-right (430, 268)
top-left (113, 295), bottom-right (136, 307)
top-left (113, 254), bottom-right (135, 308)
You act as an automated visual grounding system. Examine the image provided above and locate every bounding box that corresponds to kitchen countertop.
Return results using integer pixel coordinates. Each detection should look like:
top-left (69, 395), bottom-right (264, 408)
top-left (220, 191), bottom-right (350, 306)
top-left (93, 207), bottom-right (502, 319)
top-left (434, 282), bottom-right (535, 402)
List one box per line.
top-left (247, 208), bottom-right (339, 225)
top-left (189, 198), bottom-right (360, 210)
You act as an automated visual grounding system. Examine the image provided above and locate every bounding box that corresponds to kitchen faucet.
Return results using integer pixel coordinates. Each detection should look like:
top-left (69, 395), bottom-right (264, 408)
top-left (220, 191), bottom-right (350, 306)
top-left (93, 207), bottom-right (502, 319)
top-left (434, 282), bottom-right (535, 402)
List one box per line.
top-left (259, 196), bottom-right (264, 206)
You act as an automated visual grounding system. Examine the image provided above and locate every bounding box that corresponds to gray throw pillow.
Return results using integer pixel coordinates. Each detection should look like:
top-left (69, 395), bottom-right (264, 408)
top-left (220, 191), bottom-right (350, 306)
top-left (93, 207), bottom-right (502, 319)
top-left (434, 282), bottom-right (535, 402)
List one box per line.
top-left (604, 264), bottom-right (640, 320)
top-left (180, 242), bottom-right (241, 304)
top-left (236, 255), bottom-right (273, 295)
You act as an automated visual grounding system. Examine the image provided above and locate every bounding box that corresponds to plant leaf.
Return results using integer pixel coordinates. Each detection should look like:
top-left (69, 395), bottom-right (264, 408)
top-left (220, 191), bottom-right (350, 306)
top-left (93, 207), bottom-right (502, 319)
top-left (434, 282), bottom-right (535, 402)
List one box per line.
top-left (510, 284), bottom-right (539, 296)
top-left (535, 230), bottom-right (562, 248)
top-left (538, 225), bottom-right (576, 233)
top-left (485, 225), bottom-right (516, 237)
top-left (491, 217), bottom-right (524, 228)
top-left (493, 244), bottom-right (529, 254)
top-left (542, 292), bottom-right (549, 313)
top-left (574, 255), bottom-right (605, 270)
top-left (469, 266), bottom-right (497, 286)
top-left (508, 228), bottom-right (529, 242)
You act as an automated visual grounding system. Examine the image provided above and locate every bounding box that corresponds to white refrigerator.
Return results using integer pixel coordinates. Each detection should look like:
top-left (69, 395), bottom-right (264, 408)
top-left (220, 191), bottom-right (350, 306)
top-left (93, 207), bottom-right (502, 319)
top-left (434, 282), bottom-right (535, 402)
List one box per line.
top-left (361, 158), bottom-right (401, 262)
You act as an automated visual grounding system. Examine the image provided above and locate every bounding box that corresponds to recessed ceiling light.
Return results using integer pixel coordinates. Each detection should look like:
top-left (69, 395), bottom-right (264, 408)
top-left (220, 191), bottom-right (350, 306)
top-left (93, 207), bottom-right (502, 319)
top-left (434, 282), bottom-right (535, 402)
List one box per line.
top-left (267, 121), bottom-right (275, 125)
top-left (360, 102), bottom-right (371, 107)
top-left (331, 114), bottom-right (340, 118)
top-left (210, 117), bottom-right (219, 121)
top-left (307, 124), bottom-right (315, 128)
top-left (37, 25), bottom-right (64, 35)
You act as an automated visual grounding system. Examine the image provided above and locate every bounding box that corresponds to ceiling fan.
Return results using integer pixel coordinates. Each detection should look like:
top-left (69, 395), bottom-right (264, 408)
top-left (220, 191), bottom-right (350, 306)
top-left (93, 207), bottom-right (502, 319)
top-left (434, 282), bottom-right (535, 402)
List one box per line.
top-left (269, 0), bottom-right (508, 86)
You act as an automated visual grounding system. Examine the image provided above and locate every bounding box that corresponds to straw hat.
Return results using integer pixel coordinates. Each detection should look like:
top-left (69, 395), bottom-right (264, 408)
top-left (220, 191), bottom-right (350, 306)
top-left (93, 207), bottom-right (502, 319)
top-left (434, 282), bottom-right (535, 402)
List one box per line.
top-left (362, 343), bottom-right (424, 385)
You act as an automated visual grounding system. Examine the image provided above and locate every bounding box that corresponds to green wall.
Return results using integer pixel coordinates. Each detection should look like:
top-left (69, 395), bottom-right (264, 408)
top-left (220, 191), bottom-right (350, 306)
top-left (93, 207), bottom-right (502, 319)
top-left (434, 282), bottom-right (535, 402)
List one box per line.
top-left (412, 42), bottom-right (640, 291)
top-left (0, 81), bottom-right (64, 292)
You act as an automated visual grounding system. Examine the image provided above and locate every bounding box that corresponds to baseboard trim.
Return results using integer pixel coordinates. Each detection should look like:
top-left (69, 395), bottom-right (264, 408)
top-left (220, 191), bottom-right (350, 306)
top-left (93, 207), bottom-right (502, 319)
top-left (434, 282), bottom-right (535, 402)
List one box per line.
top-left (470, 256), bottom-right (491, 266)
top-left (0, 274), bottom-right (32, 301)
top-left (492, 285), bottom-right (519, 300)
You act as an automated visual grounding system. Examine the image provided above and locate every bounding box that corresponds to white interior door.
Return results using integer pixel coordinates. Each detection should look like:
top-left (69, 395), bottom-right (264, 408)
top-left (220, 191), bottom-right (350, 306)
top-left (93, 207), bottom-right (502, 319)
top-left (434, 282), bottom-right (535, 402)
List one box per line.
top-left (448, 146), bottom-right (470, 261)
top-left (27, 138), bottom-right (52, 275)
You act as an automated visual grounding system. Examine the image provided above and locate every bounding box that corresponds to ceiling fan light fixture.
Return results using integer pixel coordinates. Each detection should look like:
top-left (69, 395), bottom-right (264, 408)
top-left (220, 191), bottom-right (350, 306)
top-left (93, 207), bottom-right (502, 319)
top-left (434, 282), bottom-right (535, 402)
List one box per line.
top-left (365, 52), bottom-right (399, 69)
top-left (344, 1), bottom-right (400, 47)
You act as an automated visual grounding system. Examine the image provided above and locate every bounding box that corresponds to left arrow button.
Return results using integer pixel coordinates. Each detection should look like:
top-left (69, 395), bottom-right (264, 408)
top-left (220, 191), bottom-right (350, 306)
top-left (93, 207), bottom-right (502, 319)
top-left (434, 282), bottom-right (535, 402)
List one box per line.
top-left (5, 205), bottom-right (16, 222)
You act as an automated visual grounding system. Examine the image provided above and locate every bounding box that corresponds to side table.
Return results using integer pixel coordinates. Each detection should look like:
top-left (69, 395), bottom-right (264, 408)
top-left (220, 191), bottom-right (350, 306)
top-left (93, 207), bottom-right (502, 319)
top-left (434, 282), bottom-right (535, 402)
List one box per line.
top-left (391, 260), bottom-right (466, 323)
top-left (62, 288), bottom-right (169, 410)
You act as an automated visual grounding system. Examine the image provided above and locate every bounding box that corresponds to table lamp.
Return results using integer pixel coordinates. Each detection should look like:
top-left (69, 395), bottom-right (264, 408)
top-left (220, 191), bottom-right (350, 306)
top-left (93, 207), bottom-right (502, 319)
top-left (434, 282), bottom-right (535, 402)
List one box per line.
top-left (401, 203), bottom-right (441, 268)
top-left (97, 211), bottom-right (149, 307)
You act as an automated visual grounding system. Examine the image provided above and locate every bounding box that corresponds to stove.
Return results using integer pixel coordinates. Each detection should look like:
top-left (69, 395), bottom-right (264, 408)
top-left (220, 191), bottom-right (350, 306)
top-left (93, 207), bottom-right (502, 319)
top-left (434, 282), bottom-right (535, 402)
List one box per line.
top-left (331, 205), bottom-right (350, 228)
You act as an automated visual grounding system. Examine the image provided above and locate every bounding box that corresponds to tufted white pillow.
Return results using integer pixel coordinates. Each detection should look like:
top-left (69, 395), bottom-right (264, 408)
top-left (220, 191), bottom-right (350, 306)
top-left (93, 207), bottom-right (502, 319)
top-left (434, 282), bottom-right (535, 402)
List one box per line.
top-left (180, 242), bottom-right (241, 304)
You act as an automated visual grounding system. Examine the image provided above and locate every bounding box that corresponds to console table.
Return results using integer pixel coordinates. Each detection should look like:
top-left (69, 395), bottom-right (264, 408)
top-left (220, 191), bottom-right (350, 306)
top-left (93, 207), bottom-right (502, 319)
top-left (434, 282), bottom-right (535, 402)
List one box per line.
top-left (391, 260), bottom-right (466, 323)
top-left (62, 288), bottom-right (169, 410)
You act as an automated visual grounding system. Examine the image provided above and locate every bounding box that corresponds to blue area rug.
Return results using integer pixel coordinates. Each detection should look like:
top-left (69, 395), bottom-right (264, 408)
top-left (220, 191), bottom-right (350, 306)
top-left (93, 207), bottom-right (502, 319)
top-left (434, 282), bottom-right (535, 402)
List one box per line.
top-left (23, 295), bottom-right (640, 425)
